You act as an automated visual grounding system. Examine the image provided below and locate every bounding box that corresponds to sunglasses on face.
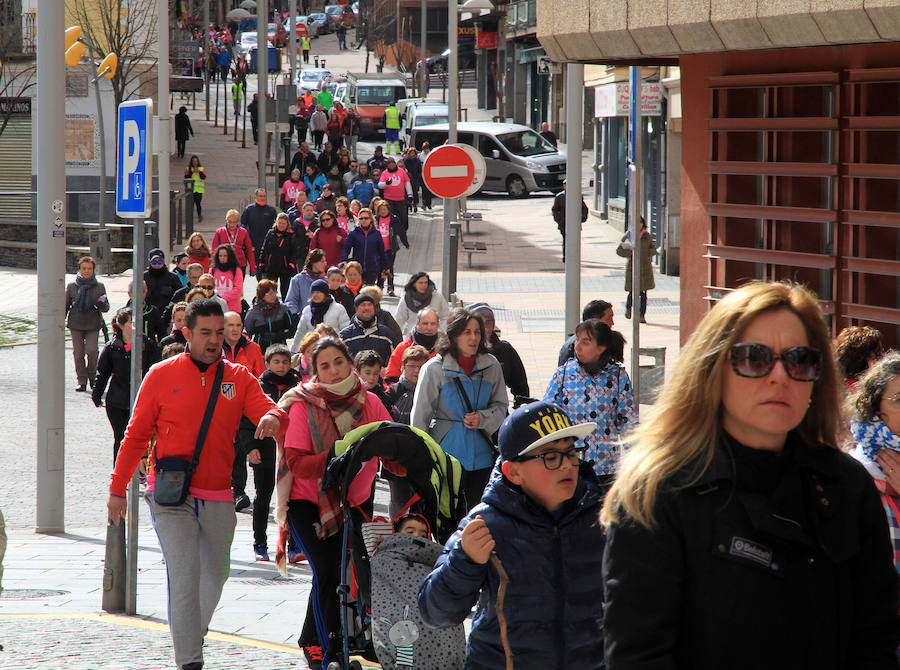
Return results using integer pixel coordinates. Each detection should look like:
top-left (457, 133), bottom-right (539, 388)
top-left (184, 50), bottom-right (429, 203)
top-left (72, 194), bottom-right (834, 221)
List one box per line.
top-left (730, 342), bottom-right (822, 382)
top-left (358, 216), bottom-right (372, 221)
top-left (199, 284), bottom-right (214, 290)
top-left (150, 259), bottom-right (164, 265)
top-left (516, 447), bottom-right (588, 471)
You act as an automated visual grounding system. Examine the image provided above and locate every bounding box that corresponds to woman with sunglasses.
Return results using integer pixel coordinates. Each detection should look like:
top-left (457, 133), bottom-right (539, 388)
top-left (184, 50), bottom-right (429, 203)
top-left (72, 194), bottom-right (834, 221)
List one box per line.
top-left (601, 282), bottom-right (900, 670)
top-left (309, 209), bottom-right (344, 268)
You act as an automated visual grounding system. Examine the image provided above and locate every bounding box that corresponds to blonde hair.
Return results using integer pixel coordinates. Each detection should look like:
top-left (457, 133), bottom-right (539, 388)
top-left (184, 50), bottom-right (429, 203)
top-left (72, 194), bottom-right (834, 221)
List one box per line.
top-left (225, 208), bottom-right (240, 223)
top-left (600, 281), bottom-right (841, 530)
top-left (360, 285), bottom-right (382, 304)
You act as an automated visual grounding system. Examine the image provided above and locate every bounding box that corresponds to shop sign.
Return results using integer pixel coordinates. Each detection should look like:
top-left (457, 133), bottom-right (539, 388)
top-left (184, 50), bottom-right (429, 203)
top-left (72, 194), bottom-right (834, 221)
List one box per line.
top-left (594, 81), bottom-right (663, 117)
top-left (476, 31), bottom-right (497, 49)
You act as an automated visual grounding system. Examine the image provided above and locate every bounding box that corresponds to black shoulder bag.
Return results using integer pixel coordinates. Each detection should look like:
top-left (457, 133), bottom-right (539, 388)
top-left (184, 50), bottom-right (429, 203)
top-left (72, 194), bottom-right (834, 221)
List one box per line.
top-left (153, 360), bottom-right (224, 506)
top-left (452, 376), bottom-right (497, 452)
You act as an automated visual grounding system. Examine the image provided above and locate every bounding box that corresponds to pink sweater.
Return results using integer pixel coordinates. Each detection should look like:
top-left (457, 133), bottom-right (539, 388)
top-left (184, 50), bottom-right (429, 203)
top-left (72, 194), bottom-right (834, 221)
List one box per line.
top-left (285, 391), bottom-right (392, 505)
top-left (214, 266), bottom-right (244, 312)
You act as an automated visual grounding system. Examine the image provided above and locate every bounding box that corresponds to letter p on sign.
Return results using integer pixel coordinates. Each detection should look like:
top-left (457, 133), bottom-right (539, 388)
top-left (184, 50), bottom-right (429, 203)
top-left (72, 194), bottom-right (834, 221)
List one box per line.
top-left (116, 98), bottom-right (153, 218)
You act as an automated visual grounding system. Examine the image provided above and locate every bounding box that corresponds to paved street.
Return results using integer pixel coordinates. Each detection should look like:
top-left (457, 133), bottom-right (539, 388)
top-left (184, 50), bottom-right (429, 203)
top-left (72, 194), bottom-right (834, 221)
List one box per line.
top-left (0, 24), bottom-right (681, 670)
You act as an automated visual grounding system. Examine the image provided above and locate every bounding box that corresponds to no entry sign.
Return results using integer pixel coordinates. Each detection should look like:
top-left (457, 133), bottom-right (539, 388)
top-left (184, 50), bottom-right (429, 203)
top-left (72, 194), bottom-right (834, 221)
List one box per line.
top-left (423, 144), bottom-right (486, 198)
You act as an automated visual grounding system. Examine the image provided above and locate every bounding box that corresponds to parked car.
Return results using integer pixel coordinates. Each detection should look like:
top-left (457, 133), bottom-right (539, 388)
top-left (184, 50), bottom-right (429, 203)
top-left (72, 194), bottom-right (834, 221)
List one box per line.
top-left (296, 67), bottom-right (332, 92)
top-left (418, 48), bottom-right (476, 74)
top-left (239, 31), bottom-right (258, 56)
top-left (309, 12), bottom-right (331, 33)
top-left (411, 122), bottom-right (567, 197)
top-left (400, 101), bottom-right (448, 150)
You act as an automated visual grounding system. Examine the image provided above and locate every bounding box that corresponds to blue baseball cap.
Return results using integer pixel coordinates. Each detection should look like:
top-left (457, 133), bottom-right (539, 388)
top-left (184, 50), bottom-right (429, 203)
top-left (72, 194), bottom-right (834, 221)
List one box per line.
top-left (498, 401), bottom-right (596, 461)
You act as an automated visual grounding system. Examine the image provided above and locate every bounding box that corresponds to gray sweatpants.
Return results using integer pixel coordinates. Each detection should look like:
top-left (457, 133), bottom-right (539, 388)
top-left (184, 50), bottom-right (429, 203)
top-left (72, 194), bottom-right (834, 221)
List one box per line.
top-left (148, 497), bottom-right (236, 667)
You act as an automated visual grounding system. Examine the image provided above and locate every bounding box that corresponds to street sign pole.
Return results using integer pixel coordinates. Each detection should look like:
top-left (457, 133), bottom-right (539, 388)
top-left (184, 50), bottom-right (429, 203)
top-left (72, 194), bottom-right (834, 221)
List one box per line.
top-left (158, 0), bottom-right (170, 253)
top-left (108, 98), bottom-right (153, 615)
top-left (564, 62), bottom-right (584, 337)
top-left (36, 0), bottom-right (66, 536)
top-left (258, 0), bottom-right (268, 190)
top-left (629, 66), bottom-right (642, 417)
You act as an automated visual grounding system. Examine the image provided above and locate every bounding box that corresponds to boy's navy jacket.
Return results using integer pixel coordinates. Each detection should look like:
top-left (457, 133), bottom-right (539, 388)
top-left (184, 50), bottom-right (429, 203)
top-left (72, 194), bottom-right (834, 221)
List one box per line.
top-left (418, 461), bottom-right (606, 670)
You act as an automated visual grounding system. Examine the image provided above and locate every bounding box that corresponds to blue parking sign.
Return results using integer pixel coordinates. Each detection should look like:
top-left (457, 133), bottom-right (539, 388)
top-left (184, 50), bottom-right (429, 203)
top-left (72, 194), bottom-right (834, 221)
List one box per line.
top-left (116, 99), bottom-right (153, 217)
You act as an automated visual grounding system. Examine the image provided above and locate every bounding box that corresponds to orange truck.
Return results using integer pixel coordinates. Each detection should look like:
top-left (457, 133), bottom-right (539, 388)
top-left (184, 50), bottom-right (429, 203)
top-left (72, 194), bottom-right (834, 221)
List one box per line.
top-left (345, 72), bottom-right (409, 138)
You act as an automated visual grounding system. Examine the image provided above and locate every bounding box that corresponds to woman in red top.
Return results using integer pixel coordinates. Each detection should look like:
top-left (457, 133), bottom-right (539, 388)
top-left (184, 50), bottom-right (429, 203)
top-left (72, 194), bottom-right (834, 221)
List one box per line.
top-left (211, 208), bottom-right (256, 277)
top-left (184, 232), bottom-right (211, 273)
top-left (309, 210), bottom-right (344, 268)
top-left (276, 336), bottom-right (391, 666)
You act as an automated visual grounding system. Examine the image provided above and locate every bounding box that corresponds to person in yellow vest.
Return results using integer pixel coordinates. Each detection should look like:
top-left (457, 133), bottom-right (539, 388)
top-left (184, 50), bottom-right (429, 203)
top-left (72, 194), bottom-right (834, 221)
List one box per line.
top-left (384, 100), bottom-right (401, 155)
top-left (184, 155), bottom-right (206, 222)
top-left (301, 34), bottom-right (311, 64)
top-left (232, 79), bottom-right (244, 118)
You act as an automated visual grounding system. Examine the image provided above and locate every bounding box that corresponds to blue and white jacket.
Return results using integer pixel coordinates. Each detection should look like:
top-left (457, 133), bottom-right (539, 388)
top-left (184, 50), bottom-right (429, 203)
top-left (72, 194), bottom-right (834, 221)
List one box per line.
top-left (543, 357), bottom-right (635, 475)
top-left (411, 352), bottom-right (509, 471)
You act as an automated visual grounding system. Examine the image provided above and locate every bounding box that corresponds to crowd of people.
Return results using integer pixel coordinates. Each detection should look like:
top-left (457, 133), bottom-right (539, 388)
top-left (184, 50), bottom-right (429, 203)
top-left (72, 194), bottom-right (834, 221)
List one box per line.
top-left (66, 198), bottom-right (899, 670)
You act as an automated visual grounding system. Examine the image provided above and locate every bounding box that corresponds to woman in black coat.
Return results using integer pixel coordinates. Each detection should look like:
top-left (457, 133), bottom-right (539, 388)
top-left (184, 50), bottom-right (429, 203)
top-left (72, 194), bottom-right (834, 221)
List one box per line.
top-left (174, 106), bottom-right (193, 158)
top-left (259, 213), bottom-right (298, 300)
top-left (601, 282), bottom-right (900, 670)
top-left (93, 308), bottom-right (159, 463)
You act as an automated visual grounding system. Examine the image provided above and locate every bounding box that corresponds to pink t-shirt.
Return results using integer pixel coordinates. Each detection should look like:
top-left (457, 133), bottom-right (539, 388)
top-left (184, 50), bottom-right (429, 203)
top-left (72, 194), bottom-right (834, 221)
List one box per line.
top-left (377, 216), bottom-right (392, 251)
top-left (285, 391), bottom-right (392, 506)
top-left (379, 168), bottom-right (409, 200)
top-left (281, 179), bottom-right (305, 204)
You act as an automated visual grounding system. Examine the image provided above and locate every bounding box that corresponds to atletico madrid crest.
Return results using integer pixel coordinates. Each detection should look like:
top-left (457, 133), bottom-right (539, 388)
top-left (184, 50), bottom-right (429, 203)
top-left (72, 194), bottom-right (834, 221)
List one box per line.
top-left (221, 383), bottom-right (235, 400)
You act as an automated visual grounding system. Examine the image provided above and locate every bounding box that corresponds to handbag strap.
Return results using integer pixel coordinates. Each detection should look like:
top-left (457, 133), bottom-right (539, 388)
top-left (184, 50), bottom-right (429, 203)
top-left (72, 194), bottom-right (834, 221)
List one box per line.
top-left (452, 375), bottom-right (494, 447)
top-left (189, 360), bottom-right (225, 475)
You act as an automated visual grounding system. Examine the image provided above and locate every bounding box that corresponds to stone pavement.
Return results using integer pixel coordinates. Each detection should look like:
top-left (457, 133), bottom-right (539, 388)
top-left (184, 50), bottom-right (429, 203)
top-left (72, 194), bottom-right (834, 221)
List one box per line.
top-left (0, 27), bottom-right (682, 670)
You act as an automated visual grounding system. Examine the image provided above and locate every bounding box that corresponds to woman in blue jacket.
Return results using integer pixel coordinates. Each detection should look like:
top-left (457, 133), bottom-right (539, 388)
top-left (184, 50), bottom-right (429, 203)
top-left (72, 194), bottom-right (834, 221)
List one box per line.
top-left (304, 164), bottom-right (328, 202)
top-left (411, 308), bottom-right (509, 510)
top-left (340, 207), bottom-right (388, 285)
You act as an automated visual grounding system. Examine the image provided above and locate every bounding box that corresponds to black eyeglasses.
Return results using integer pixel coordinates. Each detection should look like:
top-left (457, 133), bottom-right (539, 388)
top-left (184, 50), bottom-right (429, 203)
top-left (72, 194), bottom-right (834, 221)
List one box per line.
top-left (516, 447), bottom-right (587, 471)
top-left (730, 343), bottom-right (822, 382)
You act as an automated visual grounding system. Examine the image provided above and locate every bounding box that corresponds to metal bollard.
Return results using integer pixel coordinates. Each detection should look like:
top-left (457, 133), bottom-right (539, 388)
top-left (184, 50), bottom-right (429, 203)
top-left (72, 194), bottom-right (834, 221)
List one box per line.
top-left (101, 520), bottom-right (126, 613)
top-left (638, 346), bottom-right (666, 404)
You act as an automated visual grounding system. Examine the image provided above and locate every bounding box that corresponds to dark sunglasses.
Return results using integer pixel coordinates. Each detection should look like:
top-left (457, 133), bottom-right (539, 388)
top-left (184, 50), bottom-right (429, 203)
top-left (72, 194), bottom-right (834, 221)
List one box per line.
top-left (730, 343), bottom-right (822, 382)
top-left (149, 259), bottom-right (164, 265)
top-left (358, 215), bottom-right (372, 220)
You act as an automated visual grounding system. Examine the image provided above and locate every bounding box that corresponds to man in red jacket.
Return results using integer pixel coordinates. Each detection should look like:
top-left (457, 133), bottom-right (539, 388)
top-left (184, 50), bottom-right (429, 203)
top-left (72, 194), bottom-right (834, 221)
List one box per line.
top-left (222, 310), bottom-right (264, 510)
top-left (107, 300), bottom-right (286, 670)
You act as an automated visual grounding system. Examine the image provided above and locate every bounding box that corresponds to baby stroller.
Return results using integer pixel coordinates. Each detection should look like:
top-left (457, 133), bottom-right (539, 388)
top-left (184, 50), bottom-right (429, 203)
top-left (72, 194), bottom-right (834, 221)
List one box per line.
top-left (323, 421), bottom-right (467, 670)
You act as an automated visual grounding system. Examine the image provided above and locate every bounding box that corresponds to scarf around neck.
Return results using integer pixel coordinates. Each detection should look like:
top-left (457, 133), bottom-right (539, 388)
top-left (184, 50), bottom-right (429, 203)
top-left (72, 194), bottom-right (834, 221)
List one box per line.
top-left (852, 418), bottom-right (900, 463)
top-left (404, 281), bottom-right (435, 312)
top-left (412, 329), bottom-right (438, 351)
top-left (73, 273), bottom-right (98, 312)
top-left (274, 371), bottom-right (367, 561)
top-left (346, 278), bottom-right (363, 296)
top-left (309, 296), bottom-right (332, 326)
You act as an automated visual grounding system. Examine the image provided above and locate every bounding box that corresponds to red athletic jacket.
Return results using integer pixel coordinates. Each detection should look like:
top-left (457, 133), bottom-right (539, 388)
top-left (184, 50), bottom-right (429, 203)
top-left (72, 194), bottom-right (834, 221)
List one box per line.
top-left (109, 353), bottom-right (287, 497)
top-left (223, 335), bottom-right (265, 378)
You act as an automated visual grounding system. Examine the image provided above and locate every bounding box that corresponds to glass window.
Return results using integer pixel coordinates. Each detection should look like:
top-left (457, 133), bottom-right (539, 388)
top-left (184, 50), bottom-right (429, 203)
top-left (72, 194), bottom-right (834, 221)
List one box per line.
top-left (356, 86), bottom-right (399, 105)
top-left (495, 129), bottom-right (556, 156)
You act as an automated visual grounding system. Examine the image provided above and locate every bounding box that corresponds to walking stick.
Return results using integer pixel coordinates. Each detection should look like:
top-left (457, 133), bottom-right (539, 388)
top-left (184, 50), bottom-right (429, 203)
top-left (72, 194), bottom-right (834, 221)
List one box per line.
top-left (490, 553), bottom-right (514, 670)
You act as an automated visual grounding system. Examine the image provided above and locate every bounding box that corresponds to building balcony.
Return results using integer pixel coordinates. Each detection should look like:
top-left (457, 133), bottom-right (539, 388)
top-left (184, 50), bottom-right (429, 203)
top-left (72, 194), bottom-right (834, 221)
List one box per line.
top-left (506, 0), bottom-right (536, 38)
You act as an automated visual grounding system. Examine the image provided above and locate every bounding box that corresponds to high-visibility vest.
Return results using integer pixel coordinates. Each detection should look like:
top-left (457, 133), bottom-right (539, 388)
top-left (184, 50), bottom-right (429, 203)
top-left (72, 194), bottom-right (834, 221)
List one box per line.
top-left (301, 36), bottom-right (311, 51)
top-left (385, 105), bottom-right (400, 129)
top-left (189, 166), bottom-right (205, 194)
top-left (232, 82), bottom-right (243, 101)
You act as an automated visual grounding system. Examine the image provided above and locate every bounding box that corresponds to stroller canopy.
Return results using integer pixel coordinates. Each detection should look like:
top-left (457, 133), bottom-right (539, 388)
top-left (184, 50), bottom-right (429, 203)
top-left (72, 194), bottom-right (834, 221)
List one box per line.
top-left (326, 421), bottom-right (465, 543)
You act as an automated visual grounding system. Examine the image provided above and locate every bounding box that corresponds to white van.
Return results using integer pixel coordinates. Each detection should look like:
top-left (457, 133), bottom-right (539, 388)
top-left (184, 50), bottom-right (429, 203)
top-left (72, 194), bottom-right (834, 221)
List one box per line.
top-left (410, 122), bottom-right (566, 197)
top-left (400, 102), bottom-right (448, 149)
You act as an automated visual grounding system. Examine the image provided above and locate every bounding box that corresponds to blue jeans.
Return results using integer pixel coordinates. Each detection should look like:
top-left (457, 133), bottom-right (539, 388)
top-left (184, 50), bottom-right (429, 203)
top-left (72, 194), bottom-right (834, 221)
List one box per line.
top-left (626, 291), bottom-right (647, 317)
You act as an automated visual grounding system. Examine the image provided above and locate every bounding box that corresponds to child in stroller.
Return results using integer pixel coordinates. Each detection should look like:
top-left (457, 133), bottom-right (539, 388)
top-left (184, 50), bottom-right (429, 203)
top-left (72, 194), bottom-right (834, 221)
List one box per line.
top-left (370, 512), bottom-right (466, 669)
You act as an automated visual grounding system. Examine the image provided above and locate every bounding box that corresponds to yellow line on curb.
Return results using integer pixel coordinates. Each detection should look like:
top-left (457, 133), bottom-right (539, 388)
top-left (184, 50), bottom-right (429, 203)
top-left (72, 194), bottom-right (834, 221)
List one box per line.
top-left (0, 613), bottom-right (381, 666)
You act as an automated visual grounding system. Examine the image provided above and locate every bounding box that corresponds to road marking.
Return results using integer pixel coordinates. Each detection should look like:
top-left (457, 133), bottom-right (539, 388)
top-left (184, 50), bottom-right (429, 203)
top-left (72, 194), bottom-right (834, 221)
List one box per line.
top-left (0, 613), bottom-right (381, 665)
top-left (430, 165), bottom-right (469, 178)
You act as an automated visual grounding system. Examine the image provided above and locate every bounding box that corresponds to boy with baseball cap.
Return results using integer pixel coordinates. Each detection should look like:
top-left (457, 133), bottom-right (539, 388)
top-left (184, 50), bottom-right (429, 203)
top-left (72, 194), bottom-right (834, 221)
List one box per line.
top-left (418, 401), bottom-right (608, 670)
